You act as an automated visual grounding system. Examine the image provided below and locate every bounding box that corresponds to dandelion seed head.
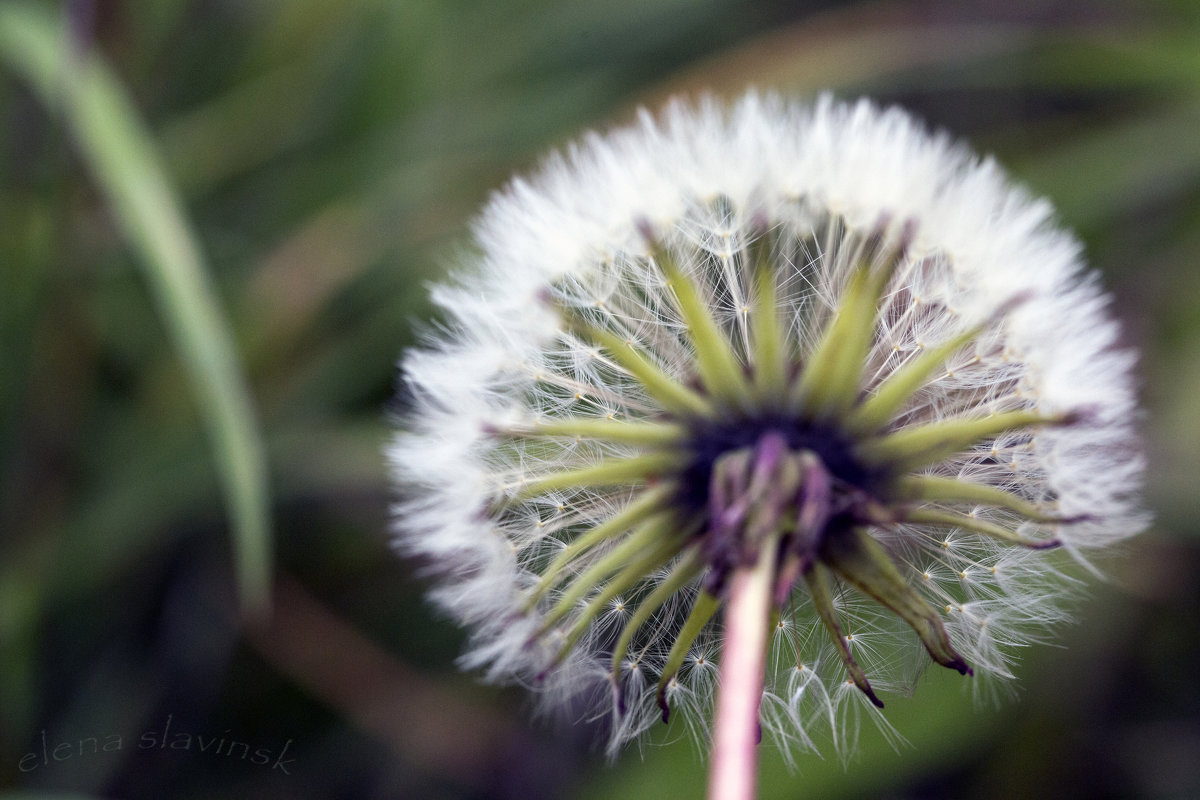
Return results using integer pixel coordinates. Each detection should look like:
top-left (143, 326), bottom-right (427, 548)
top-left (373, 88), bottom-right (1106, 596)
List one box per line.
top-left (389, 91), bottom-right (1146, 758)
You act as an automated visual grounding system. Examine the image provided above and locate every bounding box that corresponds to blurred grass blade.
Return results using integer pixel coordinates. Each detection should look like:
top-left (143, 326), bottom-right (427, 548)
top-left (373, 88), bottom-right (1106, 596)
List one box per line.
top-left (1013, 96), bottom-right (1200, 228)
top-left (0, 4), bottom-right (271, 617)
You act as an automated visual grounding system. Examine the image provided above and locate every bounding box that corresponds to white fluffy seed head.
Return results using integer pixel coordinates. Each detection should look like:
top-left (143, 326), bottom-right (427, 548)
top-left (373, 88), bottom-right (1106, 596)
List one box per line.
top-left (389, 91), bottom-right (1147, 759)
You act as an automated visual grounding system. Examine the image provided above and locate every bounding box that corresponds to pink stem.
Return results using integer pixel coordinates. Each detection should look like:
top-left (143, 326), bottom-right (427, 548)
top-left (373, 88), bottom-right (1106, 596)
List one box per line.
top-left (708, 544), bottom-right (777, 800)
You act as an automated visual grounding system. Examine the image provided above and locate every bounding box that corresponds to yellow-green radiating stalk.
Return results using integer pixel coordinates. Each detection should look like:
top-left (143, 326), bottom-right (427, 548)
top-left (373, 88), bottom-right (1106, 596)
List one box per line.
top-left (536, 512), bottom-right (681, 635)
top-left (521, 218), bottom-right (1081, 737)
top-left (848, 320), bottom-right (990, 433)
top-left (793, 227), bottom-right (907, 417)
top-left (551, 523), bottom-right (696, 667)
top-left (518, 452), bottom-right (681, 497)
top-left (748, 230), bottom-right (787, 400)
top-left (519, 418), bottom-right (687, 446)
top-left (525, 486), bottom-right (673, 609)
top-left (647, 237), bottom-right (752, 408)
top-left (821, 527), bottom-right (969, 675)
top-left (902, 508), bottom-right (1060, 549)
top-left (574, 324), bottom-right (713, 417)
top-left (860, 409), bottom-right (1067, 471)
top-left (804, 562), bottom-right (881, 707)
top-left (656, 590), bottom-right (722, 720)
top-left (610, 548), bottom-right (706, 685)
top-left (894, 474), bottom-right (1067, 522)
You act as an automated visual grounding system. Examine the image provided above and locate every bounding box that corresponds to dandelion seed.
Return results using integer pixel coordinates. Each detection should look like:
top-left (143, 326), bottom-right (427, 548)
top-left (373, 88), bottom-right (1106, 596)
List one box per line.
top-left (389, 92), bottom-right (1146, 770)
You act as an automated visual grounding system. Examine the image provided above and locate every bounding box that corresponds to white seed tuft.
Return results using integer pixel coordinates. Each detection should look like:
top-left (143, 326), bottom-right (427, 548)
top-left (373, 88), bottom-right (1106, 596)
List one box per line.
top-left (389, 91), bottom-right (1147, 758)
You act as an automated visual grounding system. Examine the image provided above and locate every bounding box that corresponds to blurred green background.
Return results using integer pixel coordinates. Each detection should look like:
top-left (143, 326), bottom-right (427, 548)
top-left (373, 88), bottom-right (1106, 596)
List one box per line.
top-left (1, 0), bottom-right (1198, 798)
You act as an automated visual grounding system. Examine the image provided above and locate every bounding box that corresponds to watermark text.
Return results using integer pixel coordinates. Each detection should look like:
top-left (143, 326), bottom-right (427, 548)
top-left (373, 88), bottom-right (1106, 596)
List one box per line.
top-left (19, 715), bottom-right (295, 775)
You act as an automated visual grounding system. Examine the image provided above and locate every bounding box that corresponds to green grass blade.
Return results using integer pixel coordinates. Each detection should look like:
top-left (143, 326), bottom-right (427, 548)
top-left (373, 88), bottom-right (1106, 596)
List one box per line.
top-left (0, 4), bottom-right (271, 617)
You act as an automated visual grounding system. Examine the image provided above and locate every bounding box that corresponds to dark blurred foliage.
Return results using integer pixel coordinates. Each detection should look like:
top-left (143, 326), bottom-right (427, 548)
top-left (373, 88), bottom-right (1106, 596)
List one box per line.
top-left (2, 1), bottom-right (1199, 798)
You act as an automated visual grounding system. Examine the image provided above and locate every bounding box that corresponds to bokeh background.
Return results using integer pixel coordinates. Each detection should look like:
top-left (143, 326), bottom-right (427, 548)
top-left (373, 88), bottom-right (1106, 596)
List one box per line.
top-left (2, 0), bottom-right (1199, 798)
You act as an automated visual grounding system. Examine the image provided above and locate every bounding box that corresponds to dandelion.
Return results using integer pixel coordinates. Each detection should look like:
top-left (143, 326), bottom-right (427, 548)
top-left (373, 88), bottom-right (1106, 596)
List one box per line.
top-left (388, 92), bottom-right (1145, 797)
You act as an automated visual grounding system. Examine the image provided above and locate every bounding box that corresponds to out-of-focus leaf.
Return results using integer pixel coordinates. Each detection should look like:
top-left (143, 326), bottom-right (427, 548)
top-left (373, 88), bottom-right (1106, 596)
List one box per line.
top-left (1018, 31), bottom-right (1200, 90)
top-left (636, 12), bottom-right (1037, 105)
top-left (1012, 96), bottom-right (1200, 229)
top-left (0, 3), bottom-right (272, 616)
